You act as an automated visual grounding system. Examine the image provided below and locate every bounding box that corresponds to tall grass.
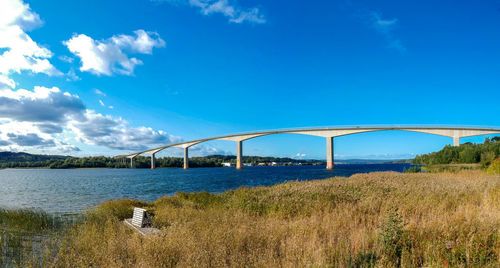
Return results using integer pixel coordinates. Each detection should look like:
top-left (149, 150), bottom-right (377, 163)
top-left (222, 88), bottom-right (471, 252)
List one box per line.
top-left (49, 170), bottom-right (499, 267)
top-left (0, 209), bottom-right (78, 267)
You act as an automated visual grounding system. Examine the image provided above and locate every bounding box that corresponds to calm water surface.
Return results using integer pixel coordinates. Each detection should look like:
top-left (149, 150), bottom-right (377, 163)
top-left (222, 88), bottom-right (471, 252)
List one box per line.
top-left (0, 164), bottom-right (412, 214)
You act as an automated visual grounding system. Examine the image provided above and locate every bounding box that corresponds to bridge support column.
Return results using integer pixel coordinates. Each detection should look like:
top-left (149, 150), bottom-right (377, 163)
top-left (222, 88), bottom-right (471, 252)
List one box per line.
top-left (151, 153), bottom-right (156, 169)
top-left (453, 136), bottom-right (460, 147)
top-left (183, 147), bottom-right (189, 169)
top-left (326, 137), bottom-right (334, 170)
top-left (236, 140), bottom-right (243, 170)
top-left (130, 157), bottom-right (135, 169)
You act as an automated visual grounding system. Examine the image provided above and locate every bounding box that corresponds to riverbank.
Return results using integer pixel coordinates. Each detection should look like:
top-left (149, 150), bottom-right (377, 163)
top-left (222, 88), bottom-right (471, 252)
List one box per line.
top-left (43, 170), bottom-right (499, 267)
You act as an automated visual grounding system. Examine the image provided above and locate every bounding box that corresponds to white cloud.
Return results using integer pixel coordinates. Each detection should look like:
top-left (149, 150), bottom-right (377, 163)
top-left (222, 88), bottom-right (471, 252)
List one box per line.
top-left (369, 11), bottom-right (405, 52)
top-left (0, 85), bottom-right (187, 155)
top-left (188, 143), bottom-right (228, 156)
top-left (295, 153), bottom-right (306, 158)
top-left (66, 68), bottom-right (81, 81)
top-left (0, 86), bottom-right (86, 123)
top-left (162, 0), bottom-right (265, 24)
top-left (0, 0), bottom-right (213, 156)
top-left (69, 110), bottom-right (182, 151)
top-left (98, 99), bottom-right (114, 110)
top-left (58, 55), bottom-right (74, 63)
top-left (7, 132), bottom-right (55, 147)
top-left (94, 89), bottom-right (106, 96)
top-left (63, 30), bottom-right (165, 76)
top-left (371, 13), bottom-right (397, 33)
top-left (111, 30), bottom-right (166, 54)
top-left (0, 0), bottom-right (61, 88)
top-left (0, 74), bottom-right (16, 88)
top-left (0, 120), bottom-right (70, 153)
top-left (0, 0), bottom-right (42, 30)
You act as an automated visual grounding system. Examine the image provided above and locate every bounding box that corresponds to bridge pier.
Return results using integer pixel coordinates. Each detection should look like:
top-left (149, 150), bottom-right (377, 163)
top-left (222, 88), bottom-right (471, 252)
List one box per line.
top-left (326, 137), bottom-right (334, 170)
top-left (151, 153), bottom-right (156, 169)
top-left (184, 147), bottom-right (189, 169)
top-left (236, 140), bottom-right (243, 169)
top-left (453, 136), bottom-right (460, 147)
top-left (130, 157), bottom-right (135, 169)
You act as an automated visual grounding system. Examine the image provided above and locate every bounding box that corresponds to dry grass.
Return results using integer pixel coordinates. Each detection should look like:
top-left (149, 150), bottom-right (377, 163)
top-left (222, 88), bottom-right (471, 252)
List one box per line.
top-left (48, 170), bottom-right (500, 267)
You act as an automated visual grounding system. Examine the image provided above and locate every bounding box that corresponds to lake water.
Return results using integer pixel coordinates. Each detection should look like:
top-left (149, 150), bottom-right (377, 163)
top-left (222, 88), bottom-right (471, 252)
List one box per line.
top-left (0, 164), bottom-right (413, 214)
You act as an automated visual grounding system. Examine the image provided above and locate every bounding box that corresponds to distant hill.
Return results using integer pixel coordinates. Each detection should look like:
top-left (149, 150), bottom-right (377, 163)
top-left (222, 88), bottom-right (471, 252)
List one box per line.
top-left (0, 152), bottom-right (70, 163)
top-left (335, 159), bottom-right (411, 164)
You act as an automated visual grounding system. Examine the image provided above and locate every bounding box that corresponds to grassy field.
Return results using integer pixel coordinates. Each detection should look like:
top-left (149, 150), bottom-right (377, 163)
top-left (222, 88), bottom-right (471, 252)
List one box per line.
top-left (40, 170), bottom-right (500, 267)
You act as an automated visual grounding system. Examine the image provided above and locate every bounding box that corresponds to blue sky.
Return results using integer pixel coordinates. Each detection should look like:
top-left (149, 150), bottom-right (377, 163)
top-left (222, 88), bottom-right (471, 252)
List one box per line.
top-left (0, 0), bottom-right (499, 159)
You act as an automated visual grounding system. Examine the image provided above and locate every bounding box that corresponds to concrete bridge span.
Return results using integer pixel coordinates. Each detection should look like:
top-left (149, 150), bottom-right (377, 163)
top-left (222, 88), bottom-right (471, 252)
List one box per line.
top-left (119, 126), bottom-right (500, 170)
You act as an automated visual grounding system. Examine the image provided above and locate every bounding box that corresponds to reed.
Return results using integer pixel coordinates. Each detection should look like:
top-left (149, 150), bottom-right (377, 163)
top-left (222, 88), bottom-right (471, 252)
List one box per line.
top-left (0, 209), bottom-right (77, 267)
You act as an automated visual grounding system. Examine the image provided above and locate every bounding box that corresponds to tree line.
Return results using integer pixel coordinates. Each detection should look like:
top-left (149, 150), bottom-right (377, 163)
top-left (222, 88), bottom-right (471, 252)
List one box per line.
top-left (412, 137), bottom-right (500, 168)
top-left (0, 154), bottom-right (318, 169)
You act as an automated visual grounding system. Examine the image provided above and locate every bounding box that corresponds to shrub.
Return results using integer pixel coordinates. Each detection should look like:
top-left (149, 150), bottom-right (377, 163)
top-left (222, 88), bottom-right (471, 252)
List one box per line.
top-left (378, 207), bottom-right (408, 266)
top-left (487, 158), bottom-right (500, 175)
top-left (480, 151), bottom-right (497, 169)
top-left (403, 166), bottom-right (421, 173)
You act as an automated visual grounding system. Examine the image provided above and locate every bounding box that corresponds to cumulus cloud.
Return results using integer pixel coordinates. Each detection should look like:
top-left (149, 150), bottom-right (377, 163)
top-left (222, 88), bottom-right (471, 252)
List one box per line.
top-left (0, 140), bottom-right (11, 146)
top-left (70, 110), bottom-right (182, 151)
top-left (369, 11), bottom-right (405, 52)
top-left (0, 74), bottom-right (16, 89)
top-left (63, 30), bottom-right (165, 76)
top-left (160, 0), bottom-right (265, 24)
top-left (0, 86), bottom-right (83, 152)
top-left (0, 0), bottom-right (212, 156)
top-left (0, 86), bottom-right (86, 123)
top-left (0, 85), bottom-right (185, 154)
top-left (0, 0), bottom-right (61, 88)
top-left (7, 133), bottom-right (56, 147)
top-left (36, 123), bottom-right (63, 134)
top-left (111, 30), bottom-right (165, 54)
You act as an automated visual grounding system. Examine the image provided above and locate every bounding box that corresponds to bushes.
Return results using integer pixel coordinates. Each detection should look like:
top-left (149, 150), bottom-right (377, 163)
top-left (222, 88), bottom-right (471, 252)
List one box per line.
top-left (403, 166), bottom-right (421, 173)
top-left (85, 199), bottom-right (150, 223)
top-left (481, 151), bottom-right (497, 168)
top-left (378, 207), bottom-right (409, 266)
top-left (487, 158), bottom-right (500, 175)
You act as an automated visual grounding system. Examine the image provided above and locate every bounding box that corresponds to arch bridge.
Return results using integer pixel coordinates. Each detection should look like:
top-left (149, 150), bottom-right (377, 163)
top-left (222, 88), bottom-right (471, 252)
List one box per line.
top-left (117, 126), bottom-right (500, 170)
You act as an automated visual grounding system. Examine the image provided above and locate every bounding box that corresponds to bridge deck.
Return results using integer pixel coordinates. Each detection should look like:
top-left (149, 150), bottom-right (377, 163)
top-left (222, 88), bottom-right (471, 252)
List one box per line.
top-left (119, 126), bottom-right (500, 158)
